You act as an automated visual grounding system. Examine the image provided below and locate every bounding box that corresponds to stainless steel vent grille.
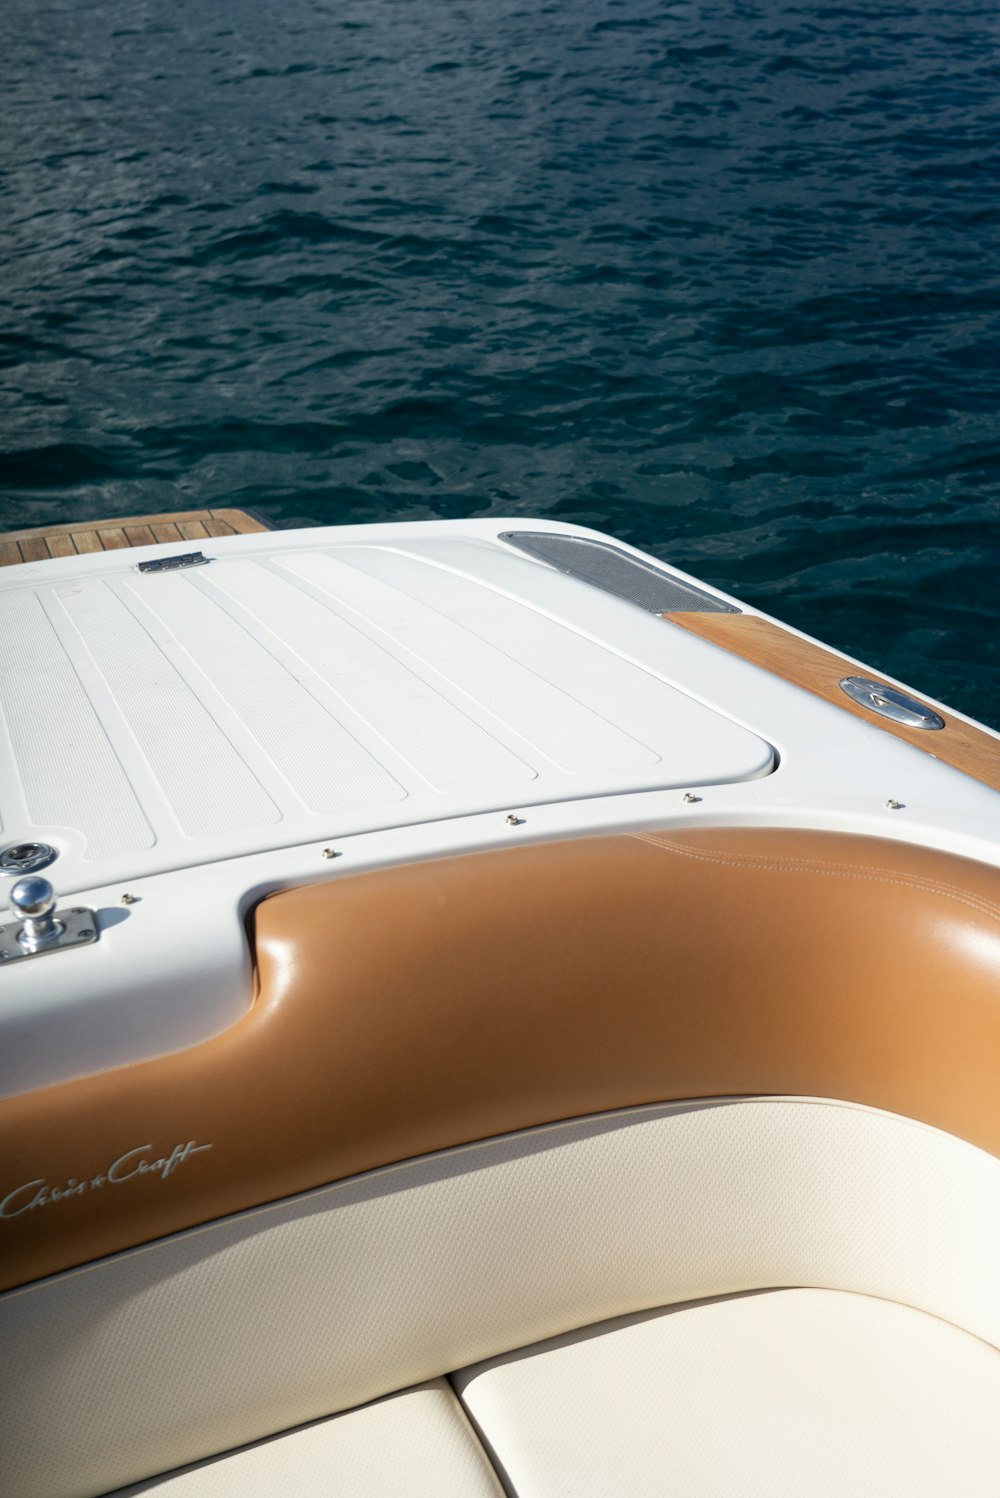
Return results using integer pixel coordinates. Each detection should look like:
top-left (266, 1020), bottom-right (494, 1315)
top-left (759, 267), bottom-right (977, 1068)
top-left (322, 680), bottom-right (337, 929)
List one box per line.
top-left (499, 532), bottom-right (740, 614)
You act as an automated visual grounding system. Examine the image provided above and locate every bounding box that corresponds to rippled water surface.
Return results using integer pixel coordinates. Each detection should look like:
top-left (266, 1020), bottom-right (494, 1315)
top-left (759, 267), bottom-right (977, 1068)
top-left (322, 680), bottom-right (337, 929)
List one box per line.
top-left (3, 0), bottom-right (999, 723)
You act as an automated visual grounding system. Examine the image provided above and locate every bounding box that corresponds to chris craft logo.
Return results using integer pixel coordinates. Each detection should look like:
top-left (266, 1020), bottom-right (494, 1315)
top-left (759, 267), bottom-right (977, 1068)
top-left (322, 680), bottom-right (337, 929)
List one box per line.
top-left (0, 1140), bottom-right (212, 1221)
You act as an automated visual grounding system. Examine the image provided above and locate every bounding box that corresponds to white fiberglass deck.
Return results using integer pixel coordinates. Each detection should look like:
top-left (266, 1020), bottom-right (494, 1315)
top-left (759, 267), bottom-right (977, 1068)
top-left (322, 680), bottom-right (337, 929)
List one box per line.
top-left (0, 526), bottom-right (772, 896)
top-left (4, 517), bottom-right (999, 1099)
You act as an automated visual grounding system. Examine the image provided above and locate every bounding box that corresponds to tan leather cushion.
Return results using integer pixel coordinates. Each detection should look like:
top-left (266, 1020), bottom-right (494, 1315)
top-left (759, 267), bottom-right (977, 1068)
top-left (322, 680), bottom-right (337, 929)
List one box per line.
top-left (456, 1289), bottom-right (1000, 1496)
top-left (5, 827), bottom-right (1000, 1290)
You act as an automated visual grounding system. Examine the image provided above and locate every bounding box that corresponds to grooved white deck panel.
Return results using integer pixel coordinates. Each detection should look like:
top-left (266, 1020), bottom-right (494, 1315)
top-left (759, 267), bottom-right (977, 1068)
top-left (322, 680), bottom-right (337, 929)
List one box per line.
top-left (208, 560), bottom-right (537, 793)
top-left (339, 544), bottom-right (718, 758)
top-left (127, 572), bottom-right (405, 816)
top-left (55, 581), bottom-right (279, 838)
top-left (0, 526), bottom-right (774, 896)
top-left (277, 551), bottom-right (657, 774)
top-left (0, 591), bottom-right (153, 860)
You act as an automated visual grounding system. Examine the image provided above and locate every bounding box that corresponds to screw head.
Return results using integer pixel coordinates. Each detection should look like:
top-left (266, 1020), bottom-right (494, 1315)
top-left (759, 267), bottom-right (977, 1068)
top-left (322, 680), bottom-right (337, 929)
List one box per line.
top-left (505, 814), bottom-right (523, 826)
top-left (885, 798), bottom-right (904, 810)
top-left (682, 792), bottom-right (702, 804)
top-left (120, 892), bottom-right (138, 905)
top-left (76, 929), bottom-right (94, 940)
top-left (321, 847), bottom-right (340, 859)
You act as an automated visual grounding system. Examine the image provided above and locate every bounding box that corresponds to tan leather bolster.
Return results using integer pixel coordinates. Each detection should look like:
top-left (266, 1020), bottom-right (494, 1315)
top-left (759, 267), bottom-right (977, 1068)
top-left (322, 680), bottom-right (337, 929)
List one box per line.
top-left (3, 827), bottom-right (1000, 1292)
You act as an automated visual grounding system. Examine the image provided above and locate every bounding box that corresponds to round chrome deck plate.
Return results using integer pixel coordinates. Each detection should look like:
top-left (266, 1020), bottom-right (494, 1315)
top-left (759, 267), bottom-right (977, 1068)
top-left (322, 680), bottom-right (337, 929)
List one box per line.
top-left (0, 841), bottom-right (59, 876)
top-left (839, 677), bottom-right (945, 730)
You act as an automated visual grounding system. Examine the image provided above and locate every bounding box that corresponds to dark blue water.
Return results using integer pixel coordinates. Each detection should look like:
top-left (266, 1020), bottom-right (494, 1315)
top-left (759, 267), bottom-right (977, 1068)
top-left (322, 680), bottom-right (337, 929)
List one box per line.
top-left (3, 0), bottom-right (999, 725)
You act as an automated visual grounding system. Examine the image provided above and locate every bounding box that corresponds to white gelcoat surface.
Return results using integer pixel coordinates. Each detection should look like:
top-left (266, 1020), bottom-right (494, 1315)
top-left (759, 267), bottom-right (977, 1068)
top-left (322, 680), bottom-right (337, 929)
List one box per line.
top-left (0, 525), bottom-right (774, 890)
top-left (0, 517), bottom-right (998, 1097)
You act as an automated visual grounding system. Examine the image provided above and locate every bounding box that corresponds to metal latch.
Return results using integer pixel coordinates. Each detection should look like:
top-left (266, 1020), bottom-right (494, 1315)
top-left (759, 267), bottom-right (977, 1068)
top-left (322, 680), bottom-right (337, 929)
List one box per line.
top-left (0, 840), bottom-right (58, 876)
top-left (839, 676), bottom-right (945, 730)
top-left (136, 552), bottom-right (209, 574)
top-left (0, 877), bottom-right (99, 965)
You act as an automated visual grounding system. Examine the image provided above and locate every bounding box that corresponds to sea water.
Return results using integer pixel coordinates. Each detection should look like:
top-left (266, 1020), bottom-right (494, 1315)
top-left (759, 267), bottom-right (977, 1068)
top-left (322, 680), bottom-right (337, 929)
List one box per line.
top-left (2, 0), bottom-right (998, 724)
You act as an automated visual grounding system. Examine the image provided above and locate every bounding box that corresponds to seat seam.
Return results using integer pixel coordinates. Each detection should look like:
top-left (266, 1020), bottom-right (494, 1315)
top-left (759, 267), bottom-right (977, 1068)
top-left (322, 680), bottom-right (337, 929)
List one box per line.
top-left (627, 832), bottom-right (1000, 928)
top-left (447, 1371), bottom-right (515, 1498)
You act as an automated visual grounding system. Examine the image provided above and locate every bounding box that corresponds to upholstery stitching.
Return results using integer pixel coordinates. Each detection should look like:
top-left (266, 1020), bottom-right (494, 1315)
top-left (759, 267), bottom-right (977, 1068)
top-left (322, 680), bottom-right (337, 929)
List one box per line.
top-left (627, 832), bottom-right (1000, 929)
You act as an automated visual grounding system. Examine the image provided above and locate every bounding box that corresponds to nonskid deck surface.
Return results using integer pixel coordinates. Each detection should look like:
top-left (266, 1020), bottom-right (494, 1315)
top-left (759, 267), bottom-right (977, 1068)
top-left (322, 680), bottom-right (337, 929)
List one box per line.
top-left (0, 525), bottom-right (775, 893)
top-left (0, 507), bottom-right (267, 566)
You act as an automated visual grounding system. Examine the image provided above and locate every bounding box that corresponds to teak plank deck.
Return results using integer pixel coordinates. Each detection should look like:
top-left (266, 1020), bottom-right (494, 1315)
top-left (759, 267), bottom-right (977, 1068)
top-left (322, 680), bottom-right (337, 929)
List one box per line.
top-left (666, 611), bottom-right (1000, 796)
top-left (0, 507), bottom-right (269, 566)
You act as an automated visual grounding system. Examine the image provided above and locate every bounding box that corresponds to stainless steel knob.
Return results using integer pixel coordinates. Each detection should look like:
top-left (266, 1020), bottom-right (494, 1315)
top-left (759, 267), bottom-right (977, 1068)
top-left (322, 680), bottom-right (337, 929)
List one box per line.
top-left (11, 876), bottom-right (56, 918)
top-left (11, 876), bottom-right (64, 950)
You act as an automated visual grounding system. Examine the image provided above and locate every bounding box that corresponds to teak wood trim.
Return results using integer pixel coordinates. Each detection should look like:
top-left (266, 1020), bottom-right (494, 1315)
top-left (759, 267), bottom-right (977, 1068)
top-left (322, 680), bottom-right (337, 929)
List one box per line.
top-left (665, 612), bottom-right (1000, 795)
top-left (4, 827), bottom-right (1000, 1292)
top-left (0, 507), bottom-right (270, 566)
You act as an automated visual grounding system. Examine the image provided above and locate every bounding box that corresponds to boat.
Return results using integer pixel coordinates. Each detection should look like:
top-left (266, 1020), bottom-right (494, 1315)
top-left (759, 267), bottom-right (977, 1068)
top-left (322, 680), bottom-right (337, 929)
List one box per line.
top-left (1, 514), bottom-right (999, 1496)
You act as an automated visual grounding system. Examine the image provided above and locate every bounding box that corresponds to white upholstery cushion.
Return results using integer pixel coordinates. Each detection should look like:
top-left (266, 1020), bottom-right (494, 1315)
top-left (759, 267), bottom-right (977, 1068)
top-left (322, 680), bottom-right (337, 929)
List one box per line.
top-left (4, 1098), bottom-right (1000, 1497)
top-left (455, 1289), bottom-right (1000, 1497)
top-left (113, 1380), bottom-right (503, 1497)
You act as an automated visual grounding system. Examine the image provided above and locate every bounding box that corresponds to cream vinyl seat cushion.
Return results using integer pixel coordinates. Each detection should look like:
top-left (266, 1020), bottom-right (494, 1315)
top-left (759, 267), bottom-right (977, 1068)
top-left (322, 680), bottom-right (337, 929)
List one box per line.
top-left (114, 1380), bottom-right (503, 1497)
top-left (6, 1097), bottom-right (1000, 1498)
top-left (455, 1289), bottom-right (1000, 1497)
top-left (116, 1289), bottom-right (1000, 1496)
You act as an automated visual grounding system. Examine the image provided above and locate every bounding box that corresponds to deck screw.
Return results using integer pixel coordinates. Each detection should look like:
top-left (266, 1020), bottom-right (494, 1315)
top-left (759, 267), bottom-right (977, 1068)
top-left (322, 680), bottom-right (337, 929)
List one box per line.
top-left (505, 814), bottom-right (523, 826)
top-left (77, 929), bottom-right (94, 940)
top-left (885, 799), bottom-right (904, 810)
top-left (120, 892), bottom-right (138, 905)
top-left (682, 792), bottom-right (702, 804)
top-left (321, 847), bottom-right (340, 859)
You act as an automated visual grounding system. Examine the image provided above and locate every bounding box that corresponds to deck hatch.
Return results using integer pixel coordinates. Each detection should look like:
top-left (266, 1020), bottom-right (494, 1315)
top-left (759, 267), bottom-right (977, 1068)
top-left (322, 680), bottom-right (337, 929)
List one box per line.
top-left (0, 524), bottom-right (773, 895)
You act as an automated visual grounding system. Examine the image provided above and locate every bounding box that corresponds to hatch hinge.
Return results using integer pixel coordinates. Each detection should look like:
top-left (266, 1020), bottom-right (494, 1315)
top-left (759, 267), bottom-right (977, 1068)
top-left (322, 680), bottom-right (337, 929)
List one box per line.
top-left (136, 552), bottom-right (210, 574)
